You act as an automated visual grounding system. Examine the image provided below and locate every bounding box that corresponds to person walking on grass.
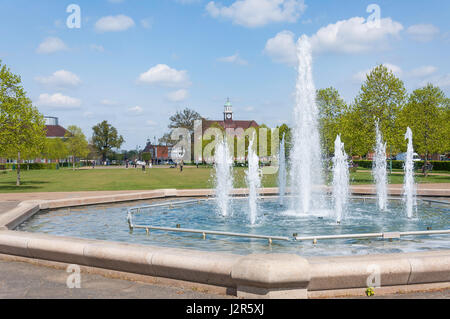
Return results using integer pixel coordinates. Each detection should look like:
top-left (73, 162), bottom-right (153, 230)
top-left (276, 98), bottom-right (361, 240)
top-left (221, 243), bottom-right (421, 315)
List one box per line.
top-left (180, 160), bottom-right (184, 172)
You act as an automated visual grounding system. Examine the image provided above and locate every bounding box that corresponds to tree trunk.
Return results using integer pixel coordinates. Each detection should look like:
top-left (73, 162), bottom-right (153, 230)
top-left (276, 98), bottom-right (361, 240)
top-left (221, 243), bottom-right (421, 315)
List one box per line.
top-left (16, 151), bottom-right (21, 186)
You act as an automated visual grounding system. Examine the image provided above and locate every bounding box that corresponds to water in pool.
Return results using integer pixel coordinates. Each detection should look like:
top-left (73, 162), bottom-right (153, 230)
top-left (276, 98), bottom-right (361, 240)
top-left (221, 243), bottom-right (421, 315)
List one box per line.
top-left (17, 197), bottom-right (449, 257)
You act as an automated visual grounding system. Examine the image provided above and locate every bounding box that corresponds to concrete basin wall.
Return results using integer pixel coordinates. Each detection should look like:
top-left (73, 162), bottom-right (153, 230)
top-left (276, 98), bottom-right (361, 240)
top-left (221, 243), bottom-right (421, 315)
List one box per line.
top-left (0, 188), bottom-right (449, 299)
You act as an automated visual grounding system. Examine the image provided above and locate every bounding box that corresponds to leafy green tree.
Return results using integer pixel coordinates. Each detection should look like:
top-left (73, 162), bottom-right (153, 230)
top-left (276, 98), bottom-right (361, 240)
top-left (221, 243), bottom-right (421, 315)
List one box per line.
top-left (398, 84), bottom-right (449, 160)
top-left (444, 100), bottom-right (450, 154)
top-left (316, 87), bottom-right (347, 157)
top-left (0, 61), bottom-right (47, 185)
top-left (141, 152), bottom-right (151, 162)
top-left (43, 138), bottom-right (69, 163)
top-left (353, 64), bottom-right (407, 159)
top-left (65, 126), bottom-right (89, 170)
top-left (91, 121), bottom-right (124, 162)
top-left (339, 106), bottom-right (369, 157)
top-left (278, 123), bottom-right (292, 158)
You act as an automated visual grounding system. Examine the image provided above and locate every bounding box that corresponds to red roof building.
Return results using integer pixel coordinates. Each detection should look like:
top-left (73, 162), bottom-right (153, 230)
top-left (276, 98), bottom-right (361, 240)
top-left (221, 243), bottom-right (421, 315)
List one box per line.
top-left (202, 99), bottom-right (259, 133)
top-left (45, 117), bottom-right (68, 138)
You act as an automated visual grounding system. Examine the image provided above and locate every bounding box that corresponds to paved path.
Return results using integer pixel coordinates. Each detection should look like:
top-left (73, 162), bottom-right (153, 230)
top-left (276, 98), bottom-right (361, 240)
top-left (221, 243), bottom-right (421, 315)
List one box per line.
top-left (0, 257), bottom-right (448, 299)
top-left (0, 184), bottom-right (449, 202)
top-left (0, 258), bottom-right (232, 299)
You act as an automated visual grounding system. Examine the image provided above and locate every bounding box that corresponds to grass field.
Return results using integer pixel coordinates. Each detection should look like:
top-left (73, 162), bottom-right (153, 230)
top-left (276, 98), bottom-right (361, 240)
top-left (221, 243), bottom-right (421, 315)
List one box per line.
top-left (0, 166), bottom-right (449, 193)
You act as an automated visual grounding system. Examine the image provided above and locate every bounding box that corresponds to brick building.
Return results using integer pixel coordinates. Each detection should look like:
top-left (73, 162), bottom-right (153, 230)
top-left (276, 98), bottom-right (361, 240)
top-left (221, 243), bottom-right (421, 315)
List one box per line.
top-left (202, 98), bottom-right (259, 133)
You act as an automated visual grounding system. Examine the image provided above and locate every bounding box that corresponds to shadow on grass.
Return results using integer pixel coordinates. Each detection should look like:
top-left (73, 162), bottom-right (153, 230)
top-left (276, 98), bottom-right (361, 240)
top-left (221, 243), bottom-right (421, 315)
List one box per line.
top-left (0, 180), bottom-right (49, 191)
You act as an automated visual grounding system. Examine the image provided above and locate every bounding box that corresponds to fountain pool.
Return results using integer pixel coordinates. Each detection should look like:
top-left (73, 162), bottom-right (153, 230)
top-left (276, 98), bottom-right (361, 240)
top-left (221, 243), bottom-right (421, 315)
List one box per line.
top-left (17, 197), bottom-right (450, 257)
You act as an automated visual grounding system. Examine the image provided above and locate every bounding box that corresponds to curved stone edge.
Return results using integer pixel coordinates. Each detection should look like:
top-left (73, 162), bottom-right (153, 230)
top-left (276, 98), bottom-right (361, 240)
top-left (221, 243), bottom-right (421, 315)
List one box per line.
top-left (307, 251), bottom-right (450, 291)
top-left (0, 230), bottom-right (449, 298)
top-left (0, 188), bottom-right (449, 299)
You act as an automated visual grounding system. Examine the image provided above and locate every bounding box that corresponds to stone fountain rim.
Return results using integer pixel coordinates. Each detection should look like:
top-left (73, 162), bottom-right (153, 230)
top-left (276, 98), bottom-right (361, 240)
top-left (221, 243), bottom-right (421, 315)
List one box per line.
top-left (0, 187), bottom-right (449, 299)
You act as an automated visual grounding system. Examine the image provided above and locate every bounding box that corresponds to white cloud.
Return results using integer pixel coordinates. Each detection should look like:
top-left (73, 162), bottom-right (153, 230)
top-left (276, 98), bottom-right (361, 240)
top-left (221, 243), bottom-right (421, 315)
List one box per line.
top-left (353, 63), bottom-right (402, 82)
top-left (421, 74), bottom-right (450, 88)
top-left (36, 37), bottom-right (68, 54)
top-left (217, 53), bottom-right (248, 65)
top-left (90, 44), bottom-right (105, 52)
top-left (128, 106), bottom-right (143, 114)
top-left (263, 30), bottom-right (297, 66)
top-left (206, 0), bottom-right (306, 28)
top-left (95, 15), bottom-right (135, 32)
top-left (407, 24), bottom-right (440, 42)
top-left (264, 17), bottom-right (403, 66)
top-left (101, 99), bottom-right (119, 106)
top-left (138, 64), bottom-right (190, 87)
top-left (140, 18), bottom-right (153, 29)
top-left (35, 70), bottom-right (81, 88)
top-left (166, 89), bottom-right (189, 102)
top-left (36, 93), bottom-right (81, 109)
top-left (310, 17), bottom-right (403, 54)
top-left (409, 66), bottom-right (438, 78)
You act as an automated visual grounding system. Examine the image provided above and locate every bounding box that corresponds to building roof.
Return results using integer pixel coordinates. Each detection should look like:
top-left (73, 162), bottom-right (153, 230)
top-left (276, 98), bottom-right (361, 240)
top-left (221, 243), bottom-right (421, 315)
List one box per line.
top-left (45, 125), bottom-right (68, 138)
top-left (202, 119), bottom-right (259, 132)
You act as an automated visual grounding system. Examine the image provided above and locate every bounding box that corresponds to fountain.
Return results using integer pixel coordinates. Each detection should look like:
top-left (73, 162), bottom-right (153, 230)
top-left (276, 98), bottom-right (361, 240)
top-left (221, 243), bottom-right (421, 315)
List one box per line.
top-left (373, 122), bottom-right (388, 211)
top-left (12, 33), bottom-right (449, 263)
top-left (246, 137), bottom-right (261, 225)
top-left (214, 136), bottom-right (234, 217)
top-left (403, 127), bottom-right (417, 218)
top-left (289, 35), bottom-right (324, 214)
top-left (278, 133), bottom-right (287, 206)
top-left (332, 135), bottom-right (349, 223)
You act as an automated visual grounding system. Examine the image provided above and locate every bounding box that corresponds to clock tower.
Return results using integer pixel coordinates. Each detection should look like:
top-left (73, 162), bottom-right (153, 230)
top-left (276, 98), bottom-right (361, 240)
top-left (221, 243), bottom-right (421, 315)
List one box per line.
top-left (223, 98), bottom-right (233, 122)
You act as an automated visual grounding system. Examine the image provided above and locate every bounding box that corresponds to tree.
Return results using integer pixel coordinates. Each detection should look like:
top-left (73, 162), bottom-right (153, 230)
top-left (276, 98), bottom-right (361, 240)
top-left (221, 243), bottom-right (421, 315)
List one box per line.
top-left (43, 138), bottom-right (68, 163)
top-left (278, 124), bottom-right (292, 158)
top-left (64, 126), bottom-right (89, 170)
top-left (158, 132), bottom-right (176, 146)
top-left (168, 108), bottom-right (203, 133)
top-left (353, 64), bottom-right (407, 161)
top-left (91, 121), bottom-right (124, 162)
top-left (398, 84), bottom-right (449, 161)
top-left (316, 87), bottom-right (347, 157)
top-left (339, 105), bottom-right (371, 157)
top-left (0, 61), bottom-right (47, 185)
top-left (141, 152), bottom-right (152, 163)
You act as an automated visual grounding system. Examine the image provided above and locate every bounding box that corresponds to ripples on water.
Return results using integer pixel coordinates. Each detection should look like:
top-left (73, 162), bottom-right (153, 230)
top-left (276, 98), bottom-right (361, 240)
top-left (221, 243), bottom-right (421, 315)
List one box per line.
top-left (17, 197), bottom-right (450, 257)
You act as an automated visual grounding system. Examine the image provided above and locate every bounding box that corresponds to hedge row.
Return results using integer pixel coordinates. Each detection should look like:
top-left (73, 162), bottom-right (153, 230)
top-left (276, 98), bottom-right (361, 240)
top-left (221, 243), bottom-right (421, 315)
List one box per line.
top-left (353, 160), bottom-right (450, 171)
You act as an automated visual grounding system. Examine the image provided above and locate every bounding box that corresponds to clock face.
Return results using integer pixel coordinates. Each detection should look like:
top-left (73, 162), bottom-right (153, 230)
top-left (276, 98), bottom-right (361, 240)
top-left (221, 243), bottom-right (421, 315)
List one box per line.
top-left (226, 113), bottom-right (232, 119)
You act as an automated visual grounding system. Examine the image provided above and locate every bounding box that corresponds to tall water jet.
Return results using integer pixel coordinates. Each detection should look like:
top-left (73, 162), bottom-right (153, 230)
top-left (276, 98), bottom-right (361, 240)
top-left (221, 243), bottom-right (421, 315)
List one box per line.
top-left (372, 122), bottom-right (388, 211)
top-left (246, 137), bottom-right (261, 225)
top-left (278, 133), bottom-right (287, 206)
top-left (214, 137), bottom-right (233, 217)
top-left (403, 127), bottom-right (417, 218)
top-left (290, 35), bottom-right (324, 214)
top-left (332, 135), bottom-right (349, 223)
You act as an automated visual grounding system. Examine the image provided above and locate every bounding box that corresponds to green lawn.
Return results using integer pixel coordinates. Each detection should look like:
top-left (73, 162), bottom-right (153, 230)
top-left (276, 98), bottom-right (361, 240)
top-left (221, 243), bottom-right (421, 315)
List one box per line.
top-left (0, 167), bottom-right (449, 193)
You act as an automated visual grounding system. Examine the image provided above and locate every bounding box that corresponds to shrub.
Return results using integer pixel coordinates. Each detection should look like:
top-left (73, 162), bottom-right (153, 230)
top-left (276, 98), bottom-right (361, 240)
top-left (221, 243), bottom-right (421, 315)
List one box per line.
top-left (352, 160), bottom-right (450, 171)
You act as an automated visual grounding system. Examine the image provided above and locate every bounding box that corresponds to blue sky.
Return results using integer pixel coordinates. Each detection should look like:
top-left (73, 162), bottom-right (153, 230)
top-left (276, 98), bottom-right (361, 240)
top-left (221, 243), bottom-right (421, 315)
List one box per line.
top-left (0, 0), bottom-right (449, 150)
